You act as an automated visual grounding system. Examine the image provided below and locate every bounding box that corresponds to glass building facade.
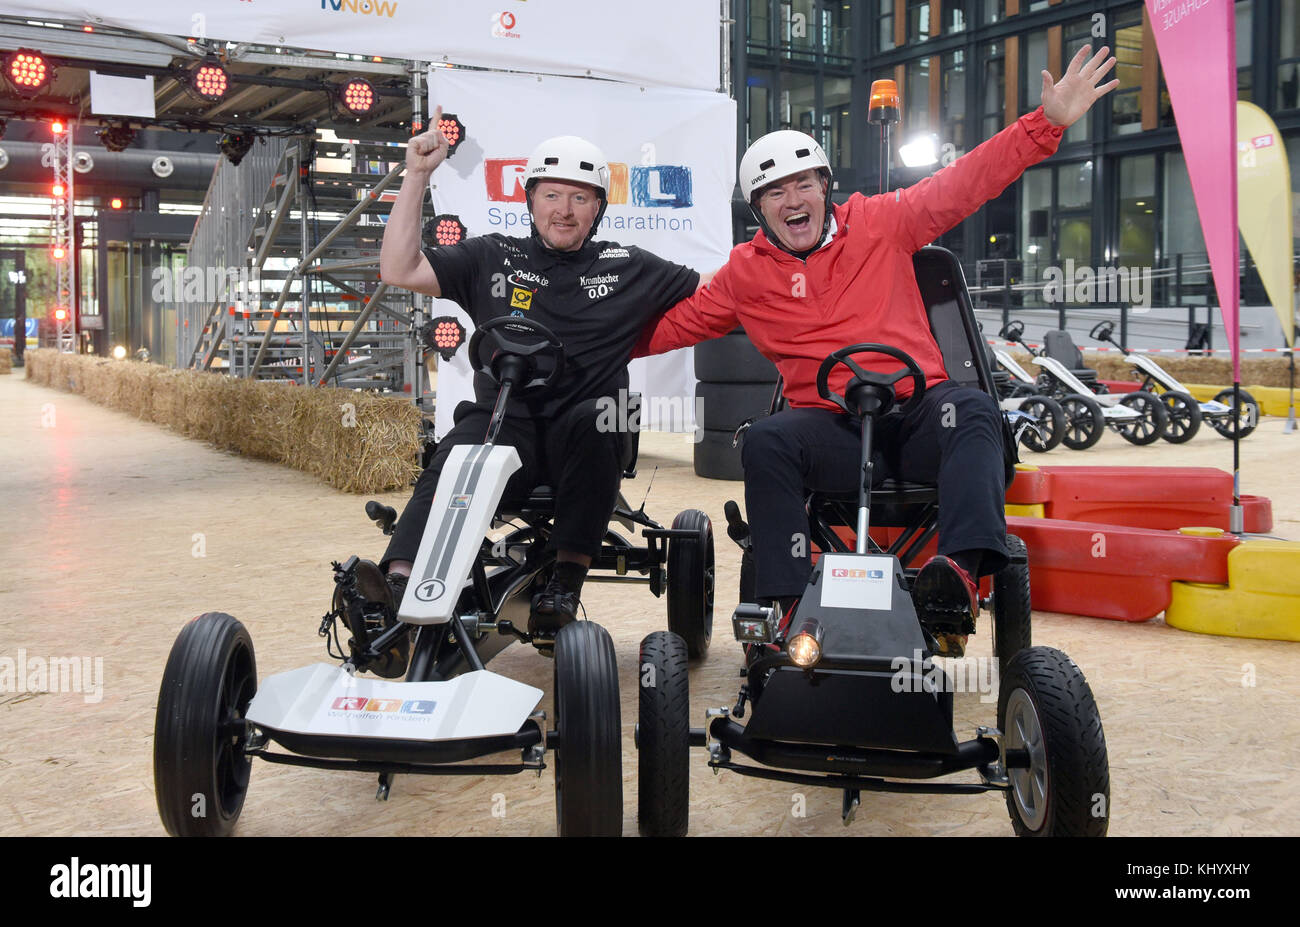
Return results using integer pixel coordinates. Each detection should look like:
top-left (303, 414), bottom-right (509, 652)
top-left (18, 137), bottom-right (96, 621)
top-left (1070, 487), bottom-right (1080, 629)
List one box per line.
top-left (733, 0), bottom-right (1300, 308)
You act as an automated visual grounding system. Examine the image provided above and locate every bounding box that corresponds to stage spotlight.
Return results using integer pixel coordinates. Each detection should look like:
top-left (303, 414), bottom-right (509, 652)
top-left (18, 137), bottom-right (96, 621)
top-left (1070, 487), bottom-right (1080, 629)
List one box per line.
top-left (190, 61), bottom-right (229, 101)
top-left (436, 113), bottom-right (466, 156)
top-left (98, 122), bottom-right (137, 152)
top-left (4, 49), bottom-right (52, 98)
top-left (339, 77), bottom-right (375, 116)
top-left (218, 131), bottom-right (256, 166)
top-left (424, 214), bottom-right (467, 248)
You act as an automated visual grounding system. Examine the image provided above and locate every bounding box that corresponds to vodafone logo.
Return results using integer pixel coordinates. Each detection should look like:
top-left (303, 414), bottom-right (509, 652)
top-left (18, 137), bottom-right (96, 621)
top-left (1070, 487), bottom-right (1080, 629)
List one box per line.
top-left (491, 10), bottom-right (521, 38)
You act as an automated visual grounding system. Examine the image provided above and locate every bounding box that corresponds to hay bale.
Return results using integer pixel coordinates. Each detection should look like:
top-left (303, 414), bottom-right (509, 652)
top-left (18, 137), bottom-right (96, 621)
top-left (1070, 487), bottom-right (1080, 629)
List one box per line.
top-left (0, 347), bottom-right (12, 375)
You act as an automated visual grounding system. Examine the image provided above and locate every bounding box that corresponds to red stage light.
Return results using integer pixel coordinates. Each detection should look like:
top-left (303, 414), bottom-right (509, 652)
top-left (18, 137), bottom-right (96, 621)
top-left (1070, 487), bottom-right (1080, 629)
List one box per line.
top-left (52, 182), bottom-right (65, 197)
top-left (6, 49), bottom-right (51, 97)
top-left (110, 197), bottom-right (123, 209)
top-left (423, 316), bottom-right (467, 360)
top-left (54, 307), bottom-right (68, 321)
top-left (340, 78), bottom-right (375, 116)
top-left (191, 64), bottom-right (228, 101)
top-left (51, 120), bottom-right (65, 135)
top-left (437, 114), bottom-right (466, 155)
top-left (52, 246), bottom-right (66, 260)
top-left (433, 215), bottom-right (467, 246)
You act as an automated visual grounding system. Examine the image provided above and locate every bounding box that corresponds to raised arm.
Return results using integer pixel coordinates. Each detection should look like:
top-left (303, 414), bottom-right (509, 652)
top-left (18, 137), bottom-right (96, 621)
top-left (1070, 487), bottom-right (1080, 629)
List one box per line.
top-left (379, 107), bottom-right (451, 297)
top-left (883, 44), bottom-right (1117, 252)
top-left (633, 264), bottom-right (740, 358)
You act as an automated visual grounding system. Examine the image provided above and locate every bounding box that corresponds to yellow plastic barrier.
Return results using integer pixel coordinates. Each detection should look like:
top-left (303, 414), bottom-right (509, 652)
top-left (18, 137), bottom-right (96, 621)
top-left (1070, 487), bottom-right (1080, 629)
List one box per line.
top-left (1165, 539), bottom-right (1300, 641)
top-left (1182, 384), bottom-right (1294, 418)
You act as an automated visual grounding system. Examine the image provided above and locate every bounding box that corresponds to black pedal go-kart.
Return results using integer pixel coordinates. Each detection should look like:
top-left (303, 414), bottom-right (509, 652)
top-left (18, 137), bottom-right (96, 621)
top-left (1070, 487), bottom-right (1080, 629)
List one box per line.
top-left (153, 316), bottom-right (714, 837)
top-left (1089, 320), bottom-right (1259, 442)
top-left (634, 249), bottom-right (1109, 837)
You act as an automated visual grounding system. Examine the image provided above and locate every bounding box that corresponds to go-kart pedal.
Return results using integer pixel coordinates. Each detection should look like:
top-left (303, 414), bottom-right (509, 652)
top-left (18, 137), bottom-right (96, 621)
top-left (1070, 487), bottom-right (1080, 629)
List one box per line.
top-left (912, 556), bottom-right (978, 657)
top-left (333, 558), bottom-right (410, 679)
top-left (528, 579), bottom-right (580, 637)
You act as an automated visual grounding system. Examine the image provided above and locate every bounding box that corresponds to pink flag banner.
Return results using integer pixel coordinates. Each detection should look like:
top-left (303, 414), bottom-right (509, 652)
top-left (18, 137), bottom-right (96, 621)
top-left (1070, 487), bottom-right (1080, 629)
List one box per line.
top-left (1144, 0), bottom-right (1241, 379)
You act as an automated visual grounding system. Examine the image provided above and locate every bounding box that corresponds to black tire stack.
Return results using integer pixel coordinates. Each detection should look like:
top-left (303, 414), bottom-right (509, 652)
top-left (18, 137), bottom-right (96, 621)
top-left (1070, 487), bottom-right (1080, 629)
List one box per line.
top-left (692, 328), bottom-right (780, 481)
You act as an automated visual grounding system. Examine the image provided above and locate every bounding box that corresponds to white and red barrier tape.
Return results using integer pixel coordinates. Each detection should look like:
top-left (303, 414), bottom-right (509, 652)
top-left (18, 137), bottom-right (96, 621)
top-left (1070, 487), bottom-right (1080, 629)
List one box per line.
top-left (985, 339), bottom-right (1295, 355)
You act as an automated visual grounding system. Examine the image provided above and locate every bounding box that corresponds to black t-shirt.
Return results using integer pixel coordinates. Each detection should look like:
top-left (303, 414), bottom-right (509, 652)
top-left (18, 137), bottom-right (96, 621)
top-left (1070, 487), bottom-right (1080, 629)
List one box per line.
top-left (423, 233), bottom-right (700, 417)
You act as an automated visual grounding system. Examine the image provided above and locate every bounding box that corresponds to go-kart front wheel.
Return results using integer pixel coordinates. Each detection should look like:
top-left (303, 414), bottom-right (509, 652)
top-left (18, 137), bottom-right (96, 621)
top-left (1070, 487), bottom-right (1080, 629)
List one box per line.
top-left (1059, 394), bottom-right (1105, 450)
top-left (1211, 388), bottom-right (1260, 440)
top-left (1016, 396), bottom-right (1065, 452)
top-left (1113, 390), bottom-right (1168, 445)
top-left (666, 509), bottom-right (715, 659)
top-left (998, 647), bottom-right (1109, 837)
top-left (553, 621), bottom-right (622, 837)
top-left (154, 612), bottom-right (257, 837)
top-left (636, 631), bottom-right (690, 837)
top-left (1159, 390), bottom-right (1202, 443)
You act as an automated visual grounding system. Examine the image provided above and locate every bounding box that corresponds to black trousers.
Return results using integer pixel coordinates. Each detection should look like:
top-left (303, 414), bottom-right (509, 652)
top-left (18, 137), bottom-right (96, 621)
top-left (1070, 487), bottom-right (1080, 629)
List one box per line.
top-left (740, 380), bottom-right (1009, 600)
top-left (382, 398), bottom-right (624, 569)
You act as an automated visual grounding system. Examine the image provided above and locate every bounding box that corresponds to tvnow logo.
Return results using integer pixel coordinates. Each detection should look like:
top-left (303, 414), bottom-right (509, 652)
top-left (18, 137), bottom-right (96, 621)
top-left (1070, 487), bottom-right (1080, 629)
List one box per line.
top-left (485, 159), bottom-right (692, 208)
top-left (331, 697), bottom-right (436, 713)
top-left (320, 0), bottom-right (399, 17)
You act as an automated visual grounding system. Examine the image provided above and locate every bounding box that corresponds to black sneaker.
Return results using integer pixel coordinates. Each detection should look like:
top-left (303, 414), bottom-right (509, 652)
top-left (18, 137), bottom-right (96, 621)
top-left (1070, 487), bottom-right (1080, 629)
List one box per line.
top-left (529, 578), bottom-right (579, 636)
top-left (349, 560), bottom-right (410, 679)
top-left (912, 556), bottom-right (978, 658)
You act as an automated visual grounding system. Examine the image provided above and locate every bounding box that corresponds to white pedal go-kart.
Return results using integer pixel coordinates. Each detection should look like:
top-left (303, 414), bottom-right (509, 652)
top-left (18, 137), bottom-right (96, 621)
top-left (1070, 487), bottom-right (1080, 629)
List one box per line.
top-left (152, 316), bottom-right (714, 837)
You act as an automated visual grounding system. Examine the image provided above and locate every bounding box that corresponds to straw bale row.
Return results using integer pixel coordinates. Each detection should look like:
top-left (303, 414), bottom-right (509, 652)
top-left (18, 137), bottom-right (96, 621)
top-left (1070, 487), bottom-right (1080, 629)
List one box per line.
top-left (24, 349), bottom-right (423, 493)
top-left (1000, 349), bottom-right (1294, 389)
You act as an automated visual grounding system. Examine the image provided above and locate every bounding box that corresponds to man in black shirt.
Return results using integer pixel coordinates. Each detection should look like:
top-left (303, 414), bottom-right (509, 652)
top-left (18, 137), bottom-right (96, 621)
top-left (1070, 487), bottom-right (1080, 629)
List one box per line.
top-left (368, 113), bottom-right (701, 672)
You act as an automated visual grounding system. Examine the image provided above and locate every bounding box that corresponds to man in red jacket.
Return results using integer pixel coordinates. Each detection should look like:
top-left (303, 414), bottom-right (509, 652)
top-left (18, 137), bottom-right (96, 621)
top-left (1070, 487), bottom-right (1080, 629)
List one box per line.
top-left (637, 46), bottom-right (1118, 656)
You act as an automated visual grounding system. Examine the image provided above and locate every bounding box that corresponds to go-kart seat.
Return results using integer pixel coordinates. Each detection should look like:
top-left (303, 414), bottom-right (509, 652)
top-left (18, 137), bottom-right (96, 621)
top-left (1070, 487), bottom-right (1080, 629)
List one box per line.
top-left (1041, 329), bottom-right (1101, 390)
top-left (801, 247), bottom-right (1013, 554)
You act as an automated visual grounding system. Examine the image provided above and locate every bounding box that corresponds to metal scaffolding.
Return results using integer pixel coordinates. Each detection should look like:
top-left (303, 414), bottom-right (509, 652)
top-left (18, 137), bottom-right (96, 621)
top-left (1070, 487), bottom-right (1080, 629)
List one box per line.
top-left (179, 130), bottom-right (433, 405)
top-left (51, 122), bottom-right (75, 352)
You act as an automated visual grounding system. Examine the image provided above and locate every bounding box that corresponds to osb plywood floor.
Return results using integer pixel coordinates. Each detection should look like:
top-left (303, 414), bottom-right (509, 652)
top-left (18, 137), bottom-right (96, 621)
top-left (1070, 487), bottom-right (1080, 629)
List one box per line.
top-left (2, 373), bottom-right (1297, 837)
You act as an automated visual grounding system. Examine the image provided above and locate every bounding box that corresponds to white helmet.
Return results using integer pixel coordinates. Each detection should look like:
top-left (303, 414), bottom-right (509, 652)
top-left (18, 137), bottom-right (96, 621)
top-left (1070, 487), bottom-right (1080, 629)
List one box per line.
top-left (738, 130), bottom-right (831, 202)
top-left (524, 135), bottom-right (610, 197)
top-left (738, 130), bottom-right (834, 255)
top-left (524, 135), bottom-right (610, 243)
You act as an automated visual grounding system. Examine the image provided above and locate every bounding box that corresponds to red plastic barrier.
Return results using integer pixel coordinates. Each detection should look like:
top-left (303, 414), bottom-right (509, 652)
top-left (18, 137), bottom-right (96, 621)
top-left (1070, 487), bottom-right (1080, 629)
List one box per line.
top-left (1037, 466), bottom-right (1272, 532)
top-left (1098, 380), bottom-right (1140, 393)
top-left (1006, 516), bottom-right (1240, 621)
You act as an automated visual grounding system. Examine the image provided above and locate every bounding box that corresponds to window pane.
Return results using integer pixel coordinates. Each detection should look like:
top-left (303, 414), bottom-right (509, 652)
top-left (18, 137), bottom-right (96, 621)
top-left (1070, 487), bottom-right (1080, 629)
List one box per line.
top-left (1237, 0), bottom-right (1253, 102)
top-left (942, 49), bottom-right (967, 153)
top-left (1118, 155), bottom-right (1157, 267)
top-left (1163, 151), bottom-right (1206, 261)
top-left (824, 0), bottom-right (852, 60)
top-left (1023, 30), bottom-right (1049, 112)
top-left (748, 0), bottom-right (772, 51)
top-left (823, 77), bottom-right (852, 168)
top-left (1063, 19), bottom-right (1094, 143)
top-left (1058, 159), bottom-right (1093, 209)
top-left (983, 0), bottom-right (1005, 27)
top-left (981, 42), bottom-right (1005, 139)
top-left (1112, 22), bottom-right (1143, 136)
top-left (747, 71), bottom-right (774, 145)
top-left (781, 72), bottom-right (817, 135)
top-left (1021, 166), bottom-right (1052, 278)
top-left (907, 56), bottom-right (932, 130)
top-left (879, 0), bottom-right (896, 52)
top-left (907, 0), bottom-right (931, 44)
top-left (781, 0), bottom-right (817, 61)
top-left (945, 2), bottom-right (966, 34)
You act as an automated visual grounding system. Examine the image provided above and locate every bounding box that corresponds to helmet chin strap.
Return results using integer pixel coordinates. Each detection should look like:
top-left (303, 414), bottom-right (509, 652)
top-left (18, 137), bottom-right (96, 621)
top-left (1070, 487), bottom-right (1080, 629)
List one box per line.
top-left (750, 172), bottom-right (835, 260)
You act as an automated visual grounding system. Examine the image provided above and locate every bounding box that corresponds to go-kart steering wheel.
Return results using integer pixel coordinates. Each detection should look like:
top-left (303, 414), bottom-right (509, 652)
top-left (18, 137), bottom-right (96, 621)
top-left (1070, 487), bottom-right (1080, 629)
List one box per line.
top-left (1089, 321), bottom-right (1115, 342)
top-left (999, 319), bottom-right (1025, 342)
top-left (816, 343), bottom-right (927, 417)
top-left (468, 316), bottom-right (565, 396)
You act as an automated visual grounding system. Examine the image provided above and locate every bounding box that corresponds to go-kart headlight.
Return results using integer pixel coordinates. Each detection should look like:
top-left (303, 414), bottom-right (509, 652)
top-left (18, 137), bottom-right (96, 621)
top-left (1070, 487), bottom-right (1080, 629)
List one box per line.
top-left (787, 618), bottom-right (824, 668)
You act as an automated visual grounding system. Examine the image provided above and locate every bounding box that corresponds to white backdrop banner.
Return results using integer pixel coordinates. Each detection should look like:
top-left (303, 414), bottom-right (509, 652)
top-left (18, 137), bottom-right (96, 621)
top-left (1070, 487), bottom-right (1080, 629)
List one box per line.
top-left (425, 68), bottom-right (735, 438)
top-left (0, 1), bottom-right (720, 91)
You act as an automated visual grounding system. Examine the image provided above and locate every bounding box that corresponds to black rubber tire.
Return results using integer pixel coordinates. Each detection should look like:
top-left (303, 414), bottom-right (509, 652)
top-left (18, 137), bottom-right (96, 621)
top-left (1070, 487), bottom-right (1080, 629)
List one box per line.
top-left (1158, 390), bottom-right (1202, 443)
top-left (694, 429), bottom-right (745, 481)
top-left (1113, 390), bottom-right (1169, 445)
top-left (1016, 396), bottom-right (1065, 452)
top-left (154, 612), bottom-right (257, 837)
top-left (1059, 394), bottom-right (1105, 450)
top-left (553, 621), bottom-right (623, 837)
top-left (998, 646), bottom-right (1109, 837)
top-left (697, 381), bottom-right (780, 432)
top-left (990, 535), bottom-right (1032, 680)
top-left (666, 509), bottom-right (715, 659)
top-left (637, 631), bottom-right (691, 837)
top-left (693, 330), bottom-right (778, 383)
top-left (1211, 388), bottom-right (1260, 439)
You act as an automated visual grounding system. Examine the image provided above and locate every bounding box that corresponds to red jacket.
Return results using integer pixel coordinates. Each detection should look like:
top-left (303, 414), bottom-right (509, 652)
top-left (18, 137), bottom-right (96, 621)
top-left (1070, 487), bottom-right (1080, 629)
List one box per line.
top-left (634, 107), bottom-right (1065, 409)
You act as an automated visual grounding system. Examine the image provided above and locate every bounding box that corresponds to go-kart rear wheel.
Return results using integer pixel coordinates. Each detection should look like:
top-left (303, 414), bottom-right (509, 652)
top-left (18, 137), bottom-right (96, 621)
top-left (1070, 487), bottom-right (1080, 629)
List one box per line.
top-left (1211, 388), bottom-right (1260, 439)
top-left (998, 647), bottom-right (1109, 837)
top-left (1159, 390), bottom-right (1203, 443)
top-left (553, 621), bottom-right (622, 837)
top-left (666, 509), bottom-right (715, 659)
top-left (1113, 390), bottom-right (1168, 445)
top-left (637, 631), bottom-right (690, 837)
top-left (990, 535), bottom-right (1032, 679)
top-left (1016, 396), bottom-right (1065, 452)
top-left (153, 612), bottom-right (257, 837)
top-left (1059, 394), bottom-right (1105, 450)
